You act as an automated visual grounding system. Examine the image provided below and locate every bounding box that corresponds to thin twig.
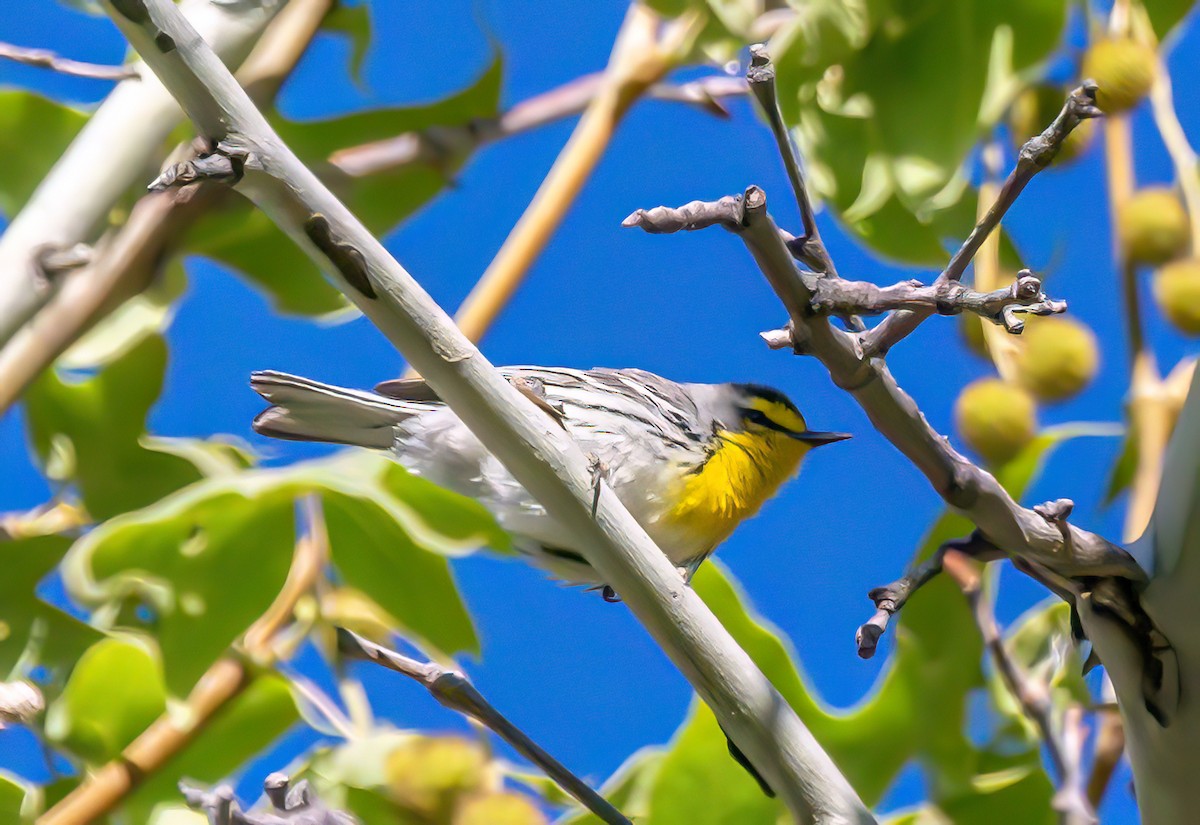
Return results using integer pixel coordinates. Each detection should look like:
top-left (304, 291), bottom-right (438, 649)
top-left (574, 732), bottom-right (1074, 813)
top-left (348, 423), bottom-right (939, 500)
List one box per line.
top-left (975, 141), bottom-right (1023, 381)
top-left (0, 42), bottom-right (139, 81)
top-left (442, 5), bottom-right (675, 351)
top-left (942, 550), bottom-right (1096, 825)
top-left (338, 629), bottom-right (630, 825)
top-left (105, 2), bottom-right (874, 819)
top-left (330, 74), bottom-right (746, 178)
top-left (183, 771), bottom-right (357, 825)
top-left (855, 534), bottom-right (1003, 659)
top-left (862, 83), bottom-right (1101, 356)
top-left (39, 498), bottom-right (328, 825)
top-left (1086, 674), bottom-right (1126, 807)
top-left (744, 45), bottom-right (835, 277)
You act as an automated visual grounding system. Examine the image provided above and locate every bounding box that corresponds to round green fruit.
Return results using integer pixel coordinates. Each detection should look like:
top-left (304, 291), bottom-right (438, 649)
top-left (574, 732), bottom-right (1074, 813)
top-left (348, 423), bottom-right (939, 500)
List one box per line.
top-left (1013, 316), bottom-right (1100, 402)
top-left (954, 378), bottom-right (1038, 465)
top-left (1082, 38), bottom-right (1157, 113)
top-left (455, 793), bottom-right (548, 825)
top-left (1119, 187), bottom-right (1190, 265)
top-left (1154, 258), bottom-right (1200, 335)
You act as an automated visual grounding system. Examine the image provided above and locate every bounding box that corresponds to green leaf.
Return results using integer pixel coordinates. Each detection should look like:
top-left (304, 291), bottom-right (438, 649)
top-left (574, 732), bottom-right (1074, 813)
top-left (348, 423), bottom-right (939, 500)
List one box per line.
top-left (0, 91), bottom-right (88, 216)
top-left (322, 2), bottom-right (373, 83)
top-left (323, 489), bottom-right (478, 656)
top-left (1142, 0), bottom-right (1198, 39)
top-left (123, 673), bottom-right (299, 823)
top-left (63, 455), bottom-right (485, 693)
top-left (1104, 427), bottom-right (1138, 505)
top-left (24, 335), bottom-right (206, 521)
top-left (0, 771), bottom-right (33, 823)
top-left (556, 747), bottom-right (665, 824)
top-left (0, 533), bottom-right (100, 690)
top-left (646, 701), bottom-right (782, 822)
top-left (45, 637), bottom-right (167, 763)
top-left (185, 57), bottom-right (503, 317)
top-left (62, 481), bottom-right (297, 695)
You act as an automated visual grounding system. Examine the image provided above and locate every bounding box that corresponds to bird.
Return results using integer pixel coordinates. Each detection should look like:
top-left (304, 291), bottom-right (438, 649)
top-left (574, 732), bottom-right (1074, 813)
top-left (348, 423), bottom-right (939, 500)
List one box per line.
top-left (250, 366), bottom-right (849, 592)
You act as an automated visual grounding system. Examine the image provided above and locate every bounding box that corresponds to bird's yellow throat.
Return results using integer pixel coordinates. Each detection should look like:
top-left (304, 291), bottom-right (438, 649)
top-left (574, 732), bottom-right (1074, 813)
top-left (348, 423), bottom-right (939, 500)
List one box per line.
top-left (668, 428), bottom-right (808, 544)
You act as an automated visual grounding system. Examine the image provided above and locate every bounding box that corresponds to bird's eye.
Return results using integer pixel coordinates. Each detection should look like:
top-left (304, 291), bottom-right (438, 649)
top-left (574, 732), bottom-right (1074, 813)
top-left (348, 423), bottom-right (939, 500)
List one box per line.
top-left (743, 409), bottom-right (770, 426)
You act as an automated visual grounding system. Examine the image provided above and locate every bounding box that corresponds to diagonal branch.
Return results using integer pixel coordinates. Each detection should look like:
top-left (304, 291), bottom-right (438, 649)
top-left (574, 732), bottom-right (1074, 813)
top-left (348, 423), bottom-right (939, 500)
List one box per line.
top-left (40, 496), bottom-right (329, 825)
top-left (338, 629), bottom-right (630, 825)
top-left (102, 2), bottom-right (874, 820)
top-left (861, 83), bottom-right (1102, 356)
top-left (0, 42), bottom-right (138, 81)
top-left (0, 0), bottom-right (282, 347)
top-left (331, 73), bottom-right (746, 178)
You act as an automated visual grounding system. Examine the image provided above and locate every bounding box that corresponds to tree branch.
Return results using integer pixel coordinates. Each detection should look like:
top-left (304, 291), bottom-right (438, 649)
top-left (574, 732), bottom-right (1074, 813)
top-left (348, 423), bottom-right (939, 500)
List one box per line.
top-left (0, 41), bottom-right (138, 81)
top-left (39, 497), bottom-right (328, 825)
top-left (337, 629), bottom-right (629, 825)
top-left (855, 533), bottom-right (1002, 659)
top-left (861, 83), bottom-right (1101, 356)
top-left (942, 550), bottom-right (1096, 825)
top-left (0, 0), bottom-right (282, 347)
top-left (183, 772), bottom-right (357, 824)
top-left (330, 73), bottom-right (746, 178)
top-left (433, 5), bottom-right (682, 352)
top-left (103, 2), bottom-right (873, 820)
top-left (0, 0), bottom-right (334, 417)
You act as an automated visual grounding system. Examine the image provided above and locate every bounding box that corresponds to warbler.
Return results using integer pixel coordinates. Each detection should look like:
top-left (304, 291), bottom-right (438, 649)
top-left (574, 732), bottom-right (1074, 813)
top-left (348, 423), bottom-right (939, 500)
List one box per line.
top-left (250, 367), bottom-right (848, 589)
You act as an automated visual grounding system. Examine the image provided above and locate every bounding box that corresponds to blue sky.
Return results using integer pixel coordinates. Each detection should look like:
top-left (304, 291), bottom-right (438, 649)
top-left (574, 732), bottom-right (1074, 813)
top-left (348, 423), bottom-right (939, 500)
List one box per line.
top-left (4, 1), bottom-right (1199, 821)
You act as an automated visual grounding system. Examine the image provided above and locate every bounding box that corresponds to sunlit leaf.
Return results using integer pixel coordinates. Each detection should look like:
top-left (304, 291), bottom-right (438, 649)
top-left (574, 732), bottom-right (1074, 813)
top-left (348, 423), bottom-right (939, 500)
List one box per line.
top-left (322, 1), bottom-right (373, 83)
top-left (0, 91), bottom-right (88, 216)
top-left (0, 772), bottom-right (33, 823)
top-left (44, 637), bottom-right (167, 764)
top-left (24, 335), bottom-right (205, 521)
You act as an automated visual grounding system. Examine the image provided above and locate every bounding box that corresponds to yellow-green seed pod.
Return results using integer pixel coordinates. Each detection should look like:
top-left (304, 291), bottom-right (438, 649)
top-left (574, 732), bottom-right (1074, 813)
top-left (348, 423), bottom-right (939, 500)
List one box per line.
top-left (1013, 317), bottom-right (1100, 402)
top-left (954, 378), bottom-right (1038, 465)
top-left (455, 793), bottom-right (549, 825)
top-left (1154, 258), bottom-right (1200, 335)
top-left (1082, 38), bottom-right (1157, 113)
top-left (387, 736), bottom-right (488, 818)
top-left (1118, 187), bottom-right (1190, 266)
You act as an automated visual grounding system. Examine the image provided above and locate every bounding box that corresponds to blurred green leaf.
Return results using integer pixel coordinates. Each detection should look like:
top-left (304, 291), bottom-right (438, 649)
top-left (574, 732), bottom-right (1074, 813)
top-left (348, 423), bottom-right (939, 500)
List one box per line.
top-left (0, 772), bottom-right (32, 823)
top-left (0, 91), bottom-right (88, 216)
top-left (322, 2), bottom-right (373, 83)
top-left (24, 335), bottom-right (205, 521)
top-left (123, 673), bottom-right (299, 822)
top-left (185, 56), bottom-right (502, 317)
top-left (557, 747), bottom-right (665, 824)
top-left (1143, 0), bottom-right (1198, 39)
top-left (63, 455), bottom-right (486, 693)
top-left (1104, 427), bottom-right (1138, 505)
top-left (323, 489), bottom-right (478, 656)
top-left (0, 533), bottom-right (100, 689)
top-left (45, 637), bottom-right (167, 763)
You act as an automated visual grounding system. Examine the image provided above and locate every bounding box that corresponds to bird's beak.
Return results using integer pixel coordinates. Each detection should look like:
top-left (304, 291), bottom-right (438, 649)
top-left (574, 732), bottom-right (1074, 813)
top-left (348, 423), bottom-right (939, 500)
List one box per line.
top-left (791, 430), bottom-right (852, 447)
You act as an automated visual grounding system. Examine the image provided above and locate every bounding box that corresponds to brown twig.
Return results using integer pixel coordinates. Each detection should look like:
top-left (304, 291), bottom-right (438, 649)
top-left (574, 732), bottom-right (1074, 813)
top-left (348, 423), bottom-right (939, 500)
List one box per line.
top-left (38, 498), bottom-right (328, 825)
top-left (0, 41), bottom-right (139, 81)
top-left (338, 628), bottom-right (631, 825)
top-left (862, 83), bottom-right (1102, 356)
top-left (1086, 674), bottom-right (1126, 808)
top-left (942, 550), bottom-right (1096, 825)
top-left (330, 73), bottom-right (745, 178)
top-left (438, 5), bottom-right (679, 353)
top-left (855, 533), bottom-right (1003, 659)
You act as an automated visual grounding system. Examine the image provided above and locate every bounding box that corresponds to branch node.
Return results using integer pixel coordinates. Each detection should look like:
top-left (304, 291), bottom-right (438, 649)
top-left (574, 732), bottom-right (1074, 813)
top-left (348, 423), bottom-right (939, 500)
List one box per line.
top-left (149, 142), bottom-right (248, 192)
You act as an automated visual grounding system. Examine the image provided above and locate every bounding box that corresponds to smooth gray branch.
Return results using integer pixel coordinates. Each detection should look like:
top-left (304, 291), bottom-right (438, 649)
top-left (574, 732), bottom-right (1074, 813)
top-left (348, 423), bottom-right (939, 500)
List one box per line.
top-left (337, 629), bottom-right (631, 825)
top-left (0, 41), bottom-right (139, 80)
top-left (103, 2), bottom-right (874, 820)
top-left (862, 82), bottom-right (1102, 355)
top-left (181, 772), bottom-right (357, 824)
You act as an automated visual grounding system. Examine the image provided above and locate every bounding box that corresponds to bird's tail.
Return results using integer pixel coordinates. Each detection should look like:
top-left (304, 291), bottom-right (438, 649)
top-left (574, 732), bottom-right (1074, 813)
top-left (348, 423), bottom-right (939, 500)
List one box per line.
top-left (250, 370), bottom-right (419, 449)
